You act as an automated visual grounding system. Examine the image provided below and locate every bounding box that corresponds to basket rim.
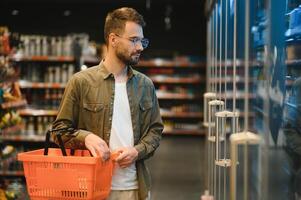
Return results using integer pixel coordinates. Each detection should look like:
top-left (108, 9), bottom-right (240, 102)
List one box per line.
top-left (17, 148), bottom-right (100, 164)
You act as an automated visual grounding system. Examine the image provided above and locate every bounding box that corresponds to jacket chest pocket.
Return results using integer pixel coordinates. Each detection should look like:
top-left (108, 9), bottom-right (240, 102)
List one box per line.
top-left (83, 103), bottom-right (105, 133)
top-left (139, 100), bottom-right (153, 126)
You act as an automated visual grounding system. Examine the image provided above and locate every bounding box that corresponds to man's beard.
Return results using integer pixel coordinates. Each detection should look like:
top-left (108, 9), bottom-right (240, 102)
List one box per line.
top-left (116, 48), bottom-right (140, 65)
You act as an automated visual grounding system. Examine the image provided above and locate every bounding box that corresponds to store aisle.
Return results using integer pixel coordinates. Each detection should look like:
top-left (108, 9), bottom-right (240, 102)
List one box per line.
top-left (147, 135), bottom-right (205, 200)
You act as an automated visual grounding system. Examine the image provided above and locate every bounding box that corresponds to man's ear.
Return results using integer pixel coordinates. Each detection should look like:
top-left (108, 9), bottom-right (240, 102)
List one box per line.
top-left (109, 33), bottom-right (116, 48)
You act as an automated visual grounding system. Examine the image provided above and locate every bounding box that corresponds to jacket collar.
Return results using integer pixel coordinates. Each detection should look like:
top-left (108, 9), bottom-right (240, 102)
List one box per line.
top-left (98, 61), bottom-right (137, 80)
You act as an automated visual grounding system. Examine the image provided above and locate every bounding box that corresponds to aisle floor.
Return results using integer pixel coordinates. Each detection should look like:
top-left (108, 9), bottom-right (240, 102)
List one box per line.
top-left (147, 135), bottom-right (293, 200)
top-left (147, 135), bottom-right (205, 200)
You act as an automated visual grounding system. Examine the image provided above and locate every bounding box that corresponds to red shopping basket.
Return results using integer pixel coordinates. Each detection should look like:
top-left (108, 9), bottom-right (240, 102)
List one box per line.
top-left (18, 128), bottom-right (117, 200)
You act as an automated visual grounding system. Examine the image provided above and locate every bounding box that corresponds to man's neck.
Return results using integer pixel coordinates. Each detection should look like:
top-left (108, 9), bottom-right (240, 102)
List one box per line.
top-left (103, 53), bottom-right (127, 76)
top-left (103, 53), bottom-right (128, 82)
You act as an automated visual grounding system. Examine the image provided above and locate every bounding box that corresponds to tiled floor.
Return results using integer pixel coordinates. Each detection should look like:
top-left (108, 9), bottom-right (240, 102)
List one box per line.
top-left (147, 135), bottom-right (205, 200)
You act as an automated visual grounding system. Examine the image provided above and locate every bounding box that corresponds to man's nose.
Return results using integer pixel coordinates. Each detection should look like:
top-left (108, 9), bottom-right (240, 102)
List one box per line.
top-left (136, 41), bottom-right (144, 51)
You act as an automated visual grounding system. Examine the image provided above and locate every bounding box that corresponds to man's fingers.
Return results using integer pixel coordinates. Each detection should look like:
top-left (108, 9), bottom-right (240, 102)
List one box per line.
top-left (88, 146), bottom-right (97, 157)
top-left (94, 145), bottom-right (110, 161)
top-left (119, 160), bottom-right (132, 168)
top-left (119, 160), bottom-right (131, 166)
top-left (94, 146), bottom-right (103, 156)
top-left (84, 134), bottom-right (111, 159)
top-left (116, 151), bottom-right (128, 161)
top-left (102, 142), bottom-right (110, 151)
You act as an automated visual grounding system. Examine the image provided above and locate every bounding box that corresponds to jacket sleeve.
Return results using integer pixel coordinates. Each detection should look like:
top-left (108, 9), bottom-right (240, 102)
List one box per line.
top-left (134, 85), bottom-right (164, 160)
top-left (51, 75), bottom-right (90, 149)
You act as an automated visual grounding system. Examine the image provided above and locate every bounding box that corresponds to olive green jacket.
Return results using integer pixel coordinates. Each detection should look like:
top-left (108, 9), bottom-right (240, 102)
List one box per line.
top-left (52, 62), bottom-right (164, 200)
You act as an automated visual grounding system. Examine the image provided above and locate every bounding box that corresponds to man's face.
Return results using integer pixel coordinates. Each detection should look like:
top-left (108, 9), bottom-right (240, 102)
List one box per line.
top-left (114, 21), bottom-right (144, 65)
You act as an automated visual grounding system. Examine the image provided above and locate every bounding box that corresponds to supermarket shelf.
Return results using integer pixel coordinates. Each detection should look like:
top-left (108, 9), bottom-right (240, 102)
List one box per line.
top-left (10, 55), bottom-right (75, 62)
top-left (211, 59), bottom-right (263, 67)
top-left (209, 77), bottom-right (257, 83)
top-left (220, 93), bottom-right (255, 100)
top-left (20, 109), bottom-right (204, 118)
top-left (19, 81), bottom-right (66, 89)
top-left (137, 60), bottom-right (205, 68)
top-left (285, 102), bottom-right (297, 109)
top-left (19, 108), bottom-right (58, 116)
top-left (83, 57), bottom-right (100, 65)
top-left (0, 170), bottom-right (24, 177)
top-left (1, 99), bottom-right (27, 109)
top-left (151, 77), bottom-right (204, 84)
top-left (163, 129), bottom-right (206, 135)
top-left (1, 75), bottom-right (19, 83)
top-left (1, 124), bottom-right (25, 136)
top-left (76, 58), bottom-right (206, 68)
top-left (0, 134), bottom-right (45, 142)
top-left (157, 93), bottom-right (200, 100)
top-left (286, 59), bottom-right (301, 66)
top-left (161, 111), bottom-right (203, 118)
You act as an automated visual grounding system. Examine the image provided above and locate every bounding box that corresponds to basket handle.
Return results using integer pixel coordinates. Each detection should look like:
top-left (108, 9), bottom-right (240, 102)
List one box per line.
top-left (44, 129), bottom-right (68, 156)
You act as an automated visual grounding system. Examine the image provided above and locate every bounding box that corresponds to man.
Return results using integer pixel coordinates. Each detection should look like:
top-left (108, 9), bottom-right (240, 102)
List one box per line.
top-left (52, 7), bottom-right (163, 200)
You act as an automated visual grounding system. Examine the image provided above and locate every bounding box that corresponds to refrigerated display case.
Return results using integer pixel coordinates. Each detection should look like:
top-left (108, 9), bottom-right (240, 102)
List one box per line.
top-left (204, 0), bottom-right (301, 199)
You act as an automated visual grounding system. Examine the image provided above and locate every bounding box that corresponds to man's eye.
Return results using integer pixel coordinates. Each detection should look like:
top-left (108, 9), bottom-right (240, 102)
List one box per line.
top-left (130, 38), bottom-right (139, 43)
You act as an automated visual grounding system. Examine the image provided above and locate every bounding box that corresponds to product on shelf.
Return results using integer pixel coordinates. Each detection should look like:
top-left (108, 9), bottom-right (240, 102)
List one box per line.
top-left (0, 111), bottom-right (23, 130)
top-left (0, 56), bottom-right (16, 82)
top-left (0, 189), bottom-right (7, 200)
top-left (5, 179), bottom-right (28, 200)
top-left (18, 34), bottom-right (88, 57)
top-left (22, 115), bottom-right (54, 136)
top-left (0, 27), bottom-right (10, 55)
top-left (0, 81), bottom-right (24, 105)
top-left (286, 5), bottom-right (301, 39)
top-left (0, 145), bottom-right (22, 173)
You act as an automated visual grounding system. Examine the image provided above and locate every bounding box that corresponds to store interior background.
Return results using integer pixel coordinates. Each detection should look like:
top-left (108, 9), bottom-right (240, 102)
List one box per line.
top-left (1, 0), bottom-right (206, 57)
top-left (3, 0), bottom-right (301, 200)
top-left (0, 0), bottom-right (207, 200)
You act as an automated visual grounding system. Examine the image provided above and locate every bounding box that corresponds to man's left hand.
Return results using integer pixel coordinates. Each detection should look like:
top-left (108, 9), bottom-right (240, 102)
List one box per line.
top-left (115, 147), bottom-right (138, 168)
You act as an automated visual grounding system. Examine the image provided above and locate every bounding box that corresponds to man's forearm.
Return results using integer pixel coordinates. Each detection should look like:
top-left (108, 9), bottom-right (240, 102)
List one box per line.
top-left (52, 119), bottom-right (90, 149)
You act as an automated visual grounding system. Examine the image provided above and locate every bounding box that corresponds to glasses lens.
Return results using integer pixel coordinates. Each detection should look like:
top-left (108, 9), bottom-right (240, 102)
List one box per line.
top-left (141, 38), bottom-right (149, 48)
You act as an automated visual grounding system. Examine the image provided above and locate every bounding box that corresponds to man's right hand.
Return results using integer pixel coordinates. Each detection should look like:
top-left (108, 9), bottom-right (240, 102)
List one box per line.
top-left (84, 133), bottom-right (110, 160)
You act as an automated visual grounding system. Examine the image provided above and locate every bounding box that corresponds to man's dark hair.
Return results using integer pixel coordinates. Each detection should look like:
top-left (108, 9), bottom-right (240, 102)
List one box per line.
top-left (104, 7), bottom-right (146, 45)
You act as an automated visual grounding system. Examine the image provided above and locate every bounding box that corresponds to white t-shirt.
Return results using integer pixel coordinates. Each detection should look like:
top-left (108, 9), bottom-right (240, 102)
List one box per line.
top-left (109, 82), bottom-right (138, 190)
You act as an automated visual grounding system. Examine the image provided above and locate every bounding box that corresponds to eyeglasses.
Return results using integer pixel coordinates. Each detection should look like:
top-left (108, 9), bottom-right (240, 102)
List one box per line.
top-left (115, 34), bottom-right (149, 49)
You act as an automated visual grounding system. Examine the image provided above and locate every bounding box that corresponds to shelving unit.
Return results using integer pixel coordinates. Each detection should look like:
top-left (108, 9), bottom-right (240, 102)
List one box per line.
top-left (15, 55), bottom-right (75, 135)
top-left (19, 81), bottom-right (66, 89)
top-left (163, 129), bottom-right (206, 135)
top-left (0, 99), bottom-right (27, 109)
top-left (19, 108), bottom-right (57, 116)
top-left (150, 76), bottom-right (203, 84)
top-left (1, 124), bottom-right (25, 136)
top-left (0, 134), bottom-right (45, 142)
top-left (137, 59), bottom-right (205, 68)
top-left (10, 55), bottom-right (75, 63)
top-left (139, 59), bottom-right (206, 135)
top-left (0, 33), bottom-right (85, 195)
top-left (0, 170), bottom-right (24, 177)
top-left (0, 28), bottom-right (31, 189)
top-left (17, 57), bottom-right (206, 136)
top-left (161, 111), bottom-right (203, 118)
